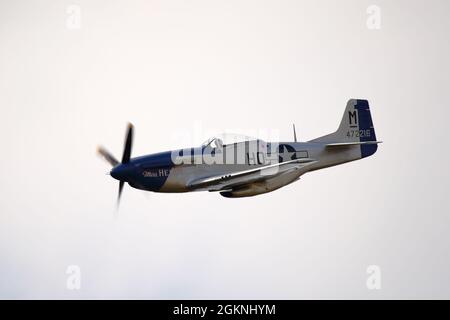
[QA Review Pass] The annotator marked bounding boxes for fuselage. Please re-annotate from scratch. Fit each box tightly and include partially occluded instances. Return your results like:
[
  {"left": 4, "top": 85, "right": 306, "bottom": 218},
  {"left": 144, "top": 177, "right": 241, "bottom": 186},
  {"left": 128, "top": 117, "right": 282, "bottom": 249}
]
[{"left": 110, "top": 141, "right": 376, "bottom": 194}]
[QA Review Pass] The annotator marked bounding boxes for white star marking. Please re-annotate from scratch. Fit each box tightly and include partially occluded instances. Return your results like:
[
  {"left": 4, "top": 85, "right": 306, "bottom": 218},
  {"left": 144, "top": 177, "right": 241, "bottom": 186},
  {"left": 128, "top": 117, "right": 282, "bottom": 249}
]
[{"left": 279, "top": 146, "right": 293, "bottom": 162}]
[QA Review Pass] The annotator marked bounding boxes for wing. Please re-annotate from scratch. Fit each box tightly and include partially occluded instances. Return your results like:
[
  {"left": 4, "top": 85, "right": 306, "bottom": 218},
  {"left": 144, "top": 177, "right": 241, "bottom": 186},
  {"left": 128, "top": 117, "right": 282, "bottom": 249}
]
[{"left": 188, "top": 158, "right": 317, "bottom": 192}]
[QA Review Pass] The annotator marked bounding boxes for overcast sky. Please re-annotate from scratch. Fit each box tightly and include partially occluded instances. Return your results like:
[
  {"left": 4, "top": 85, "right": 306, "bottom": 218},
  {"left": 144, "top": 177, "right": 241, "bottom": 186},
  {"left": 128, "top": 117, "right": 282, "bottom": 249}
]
[{"left": 1, "top": 0, "right": 449, "bottom": 299}]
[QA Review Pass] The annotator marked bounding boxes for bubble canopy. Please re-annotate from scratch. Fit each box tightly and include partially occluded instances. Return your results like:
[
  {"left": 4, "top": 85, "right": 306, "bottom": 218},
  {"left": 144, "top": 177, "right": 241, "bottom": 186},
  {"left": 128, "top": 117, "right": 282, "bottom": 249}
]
[{"left": 201, "top": 133, "right": 265, "bottom": 148}]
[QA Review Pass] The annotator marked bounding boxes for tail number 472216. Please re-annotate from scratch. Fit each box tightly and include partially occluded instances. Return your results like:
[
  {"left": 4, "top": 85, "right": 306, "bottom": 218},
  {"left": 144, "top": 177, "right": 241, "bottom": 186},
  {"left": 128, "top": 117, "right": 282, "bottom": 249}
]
[{"left": 347, "top": 129, "right": 371, "bottom": 138}]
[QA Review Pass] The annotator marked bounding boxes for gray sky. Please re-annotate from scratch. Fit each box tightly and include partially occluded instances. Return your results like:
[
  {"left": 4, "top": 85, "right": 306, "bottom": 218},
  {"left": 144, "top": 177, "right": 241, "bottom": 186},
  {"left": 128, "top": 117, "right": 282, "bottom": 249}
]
[{"left": 1, "top": 0, "right": 449, "bottom": 299}]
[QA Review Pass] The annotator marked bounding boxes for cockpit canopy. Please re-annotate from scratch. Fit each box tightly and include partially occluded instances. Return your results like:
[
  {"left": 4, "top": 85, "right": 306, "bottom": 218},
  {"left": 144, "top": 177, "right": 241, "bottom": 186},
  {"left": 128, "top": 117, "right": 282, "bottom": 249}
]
[{"left": 201, "top": 133, "right": 265, "bottom": 149}]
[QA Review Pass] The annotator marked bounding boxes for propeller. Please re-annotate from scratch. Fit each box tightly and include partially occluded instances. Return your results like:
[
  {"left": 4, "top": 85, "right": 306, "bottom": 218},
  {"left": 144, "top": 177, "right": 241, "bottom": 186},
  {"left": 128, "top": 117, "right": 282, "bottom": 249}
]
[{"left": 97, "top": 123, "right": 134, "bottom": 207}]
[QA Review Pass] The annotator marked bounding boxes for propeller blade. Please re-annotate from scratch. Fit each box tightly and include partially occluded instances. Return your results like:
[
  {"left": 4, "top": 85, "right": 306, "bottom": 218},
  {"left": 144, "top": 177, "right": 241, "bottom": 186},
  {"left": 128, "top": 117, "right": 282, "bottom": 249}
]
[
  {"left": 121, "top": 123, "right": 133, "bottom": 164},
  {"left": 97, "top": 146, "right": 119, "bottom": 167},
  {"left": 117, "top": 180, "right": 125, "bottom": 206}
]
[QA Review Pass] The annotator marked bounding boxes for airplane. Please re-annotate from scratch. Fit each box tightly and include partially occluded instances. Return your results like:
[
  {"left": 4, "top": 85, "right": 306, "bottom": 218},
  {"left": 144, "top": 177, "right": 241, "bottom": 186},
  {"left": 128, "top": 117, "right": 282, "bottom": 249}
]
[{"left": 97, "top": 99, "right": 381, "bottom": 202}]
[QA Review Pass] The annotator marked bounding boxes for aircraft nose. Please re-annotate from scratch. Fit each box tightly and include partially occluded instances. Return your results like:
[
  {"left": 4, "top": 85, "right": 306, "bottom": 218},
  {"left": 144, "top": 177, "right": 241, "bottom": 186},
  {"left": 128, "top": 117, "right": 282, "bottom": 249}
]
[{"left": 110, "top": 164, "right": 133, "bottom": 181}]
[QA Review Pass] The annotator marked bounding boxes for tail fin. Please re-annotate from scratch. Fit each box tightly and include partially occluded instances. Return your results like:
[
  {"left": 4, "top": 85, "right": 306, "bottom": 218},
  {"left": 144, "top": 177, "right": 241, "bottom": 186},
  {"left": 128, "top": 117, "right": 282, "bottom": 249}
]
[{"left": 310, "top": 99, "right": 378, "bottom": 157}]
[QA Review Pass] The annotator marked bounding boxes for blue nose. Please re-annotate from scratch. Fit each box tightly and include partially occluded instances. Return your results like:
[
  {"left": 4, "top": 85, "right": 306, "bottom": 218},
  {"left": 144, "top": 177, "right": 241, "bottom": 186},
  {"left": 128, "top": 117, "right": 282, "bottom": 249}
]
[{"left": 110, "top": 164, "right": 133, "bottom": 181}]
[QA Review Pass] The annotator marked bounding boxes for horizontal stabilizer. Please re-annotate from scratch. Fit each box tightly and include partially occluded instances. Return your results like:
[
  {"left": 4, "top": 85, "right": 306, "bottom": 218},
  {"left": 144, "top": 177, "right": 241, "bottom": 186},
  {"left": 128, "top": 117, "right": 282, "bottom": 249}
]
[{"left": 325, "top": 141, "right": 383, "bottom": 147}]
